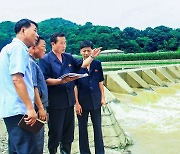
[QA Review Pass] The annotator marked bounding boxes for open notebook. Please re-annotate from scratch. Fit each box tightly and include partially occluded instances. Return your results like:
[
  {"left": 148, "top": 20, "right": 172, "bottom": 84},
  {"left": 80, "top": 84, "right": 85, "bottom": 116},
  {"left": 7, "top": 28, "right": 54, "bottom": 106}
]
[{"left": 59, "top": 73, "right": 88, "bottom": 79}]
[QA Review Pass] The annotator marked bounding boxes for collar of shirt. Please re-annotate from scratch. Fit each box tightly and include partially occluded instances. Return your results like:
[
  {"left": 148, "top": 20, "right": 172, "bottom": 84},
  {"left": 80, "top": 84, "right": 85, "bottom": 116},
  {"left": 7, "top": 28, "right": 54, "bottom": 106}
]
[
  {"left": 82, "top": 58, "right": 95, "bottom": 72},
  {"left": 12, "top": 38, "right": 28, "bottom": 52},
  {"left": 29, "top": 54, "right": 36, "bottom": 61},
  {"left": 50, "top": 51, "right": 58, "bottom": 62},
  {"left": 50, "top": 51, "right": 67, "bottom": 65}
]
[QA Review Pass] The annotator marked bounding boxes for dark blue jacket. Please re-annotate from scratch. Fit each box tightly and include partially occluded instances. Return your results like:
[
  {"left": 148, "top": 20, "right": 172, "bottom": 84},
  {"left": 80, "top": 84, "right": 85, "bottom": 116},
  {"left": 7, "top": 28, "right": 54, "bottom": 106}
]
[
  {"left": 76, "top": 60, "right": 104, "bottom": 110},
  {"left": 39, "top": 51, "right": 82, "bottom": 109}
]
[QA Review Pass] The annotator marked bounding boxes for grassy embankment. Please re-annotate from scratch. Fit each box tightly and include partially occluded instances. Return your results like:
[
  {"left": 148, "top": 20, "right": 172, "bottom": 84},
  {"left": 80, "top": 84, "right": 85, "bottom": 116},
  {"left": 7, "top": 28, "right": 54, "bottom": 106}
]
[
  {"left": 102, "top": 59, "right": 180, "bottom": 71},
  {"left": 97, "top": 51, "right": 180, "bottom": 71}
]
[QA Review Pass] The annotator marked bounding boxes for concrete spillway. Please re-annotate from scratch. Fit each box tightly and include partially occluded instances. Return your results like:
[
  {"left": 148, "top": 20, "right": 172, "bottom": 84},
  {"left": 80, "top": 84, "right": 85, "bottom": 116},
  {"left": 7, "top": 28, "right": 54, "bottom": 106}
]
[
  {"left": 104, "top": 64, "right": 180, "bottom": 95},
  {"left": 101, "top": 64, "right": 180, "bottom": 153}
]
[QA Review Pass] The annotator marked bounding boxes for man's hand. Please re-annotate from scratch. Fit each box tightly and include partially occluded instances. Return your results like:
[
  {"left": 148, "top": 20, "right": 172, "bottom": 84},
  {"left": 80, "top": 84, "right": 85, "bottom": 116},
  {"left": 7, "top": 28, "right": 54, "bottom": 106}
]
[
  {"left": 61, "top": 76, "right": 79, "bottom": 84},
  {"left": 101, "top": 97, "right": 106, "bottom": 106},
  {"left": 75, "top": 103, "right": 82, "bottom": 116},
  {"left": 101, "top": 97, "right": 106, "bottom": 113},
  {"left": 91, "top": 47, "right": 102, "bottom": 58},
  {"left": 24, "top": 108, "right": 37, "bottom": 126},
  {"left": 38, "top": 108, "right": 47, "bottom": 121}
]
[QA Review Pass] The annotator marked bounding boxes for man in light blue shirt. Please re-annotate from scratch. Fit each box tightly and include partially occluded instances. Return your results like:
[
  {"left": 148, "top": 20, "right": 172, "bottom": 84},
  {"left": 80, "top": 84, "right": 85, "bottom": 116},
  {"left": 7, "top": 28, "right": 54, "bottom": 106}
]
[{"left": 0, "top": 19, "right": 39, "bottom": 154}]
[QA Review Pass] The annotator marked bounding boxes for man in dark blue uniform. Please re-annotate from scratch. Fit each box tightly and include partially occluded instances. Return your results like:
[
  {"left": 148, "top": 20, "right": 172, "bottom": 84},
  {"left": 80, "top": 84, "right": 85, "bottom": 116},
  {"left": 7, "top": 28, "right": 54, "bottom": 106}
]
[
  {"left": 75, "top": 40, "right": 106, "bottom": 154},
  {"left": 39, "top": 33, "right": 101, "bottom": 154}
]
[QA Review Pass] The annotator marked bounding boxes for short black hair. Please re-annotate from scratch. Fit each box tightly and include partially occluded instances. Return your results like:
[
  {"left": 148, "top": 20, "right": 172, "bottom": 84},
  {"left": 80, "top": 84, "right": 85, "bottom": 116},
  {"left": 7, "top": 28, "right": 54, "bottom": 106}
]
[
  {"left": 35, "top": 36, "right": 45, "bottom": 46},
  {"left": 50, "top": 32, "right": 65, "bottom": 43},
  {"left": 80, "top": 40, "right": 94, "bottom": 49},
  {"left": 14, "top": 19, "right": 38, "bottom": 34}
]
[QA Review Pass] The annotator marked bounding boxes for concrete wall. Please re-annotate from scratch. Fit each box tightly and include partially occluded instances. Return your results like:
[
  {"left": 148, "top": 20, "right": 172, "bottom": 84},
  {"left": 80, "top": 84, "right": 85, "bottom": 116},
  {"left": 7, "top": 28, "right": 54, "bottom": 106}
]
[{"left": 104, "top": 64, "right": 180, "bottom": 95}]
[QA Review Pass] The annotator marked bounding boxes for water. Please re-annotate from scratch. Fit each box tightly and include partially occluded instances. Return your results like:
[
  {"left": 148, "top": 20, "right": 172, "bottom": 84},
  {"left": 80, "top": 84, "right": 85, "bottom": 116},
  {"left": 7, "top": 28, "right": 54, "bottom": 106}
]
[{"left": 111, "top": 84, "right": 180, "bottom": 154}]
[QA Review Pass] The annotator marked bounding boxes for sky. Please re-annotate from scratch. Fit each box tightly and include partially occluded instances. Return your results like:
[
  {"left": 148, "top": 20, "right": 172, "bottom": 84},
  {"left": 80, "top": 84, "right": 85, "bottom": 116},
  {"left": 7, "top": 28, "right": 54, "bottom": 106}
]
[{"left": 0, "top": 0, "right": 179, "bottom": 30}]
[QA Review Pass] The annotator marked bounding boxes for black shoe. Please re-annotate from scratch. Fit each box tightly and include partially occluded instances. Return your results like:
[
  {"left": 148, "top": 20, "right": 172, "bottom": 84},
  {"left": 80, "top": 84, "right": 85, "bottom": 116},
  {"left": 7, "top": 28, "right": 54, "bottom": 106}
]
[
  {"left": 49, "top": 148, "right": 57, "bottom": 154},
  {"left": 60, "top": 143, "right": 71, "bottom": 154}
]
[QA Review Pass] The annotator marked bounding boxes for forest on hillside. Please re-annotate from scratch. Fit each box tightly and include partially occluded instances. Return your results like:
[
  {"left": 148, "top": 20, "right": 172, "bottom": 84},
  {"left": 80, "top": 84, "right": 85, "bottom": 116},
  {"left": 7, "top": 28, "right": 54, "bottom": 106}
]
[{"left": 0, "top": 18, "right": 180, "bottom": 54}]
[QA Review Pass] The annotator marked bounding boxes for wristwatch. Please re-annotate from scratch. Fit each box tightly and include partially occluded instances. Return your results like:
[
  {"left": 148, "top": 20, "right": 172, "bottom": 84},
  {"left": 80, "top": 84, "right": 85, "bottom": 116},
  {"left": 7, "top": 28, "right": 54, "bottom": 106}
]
[{"left": 90, "top": 55, "right": 95, "bottom": 59}]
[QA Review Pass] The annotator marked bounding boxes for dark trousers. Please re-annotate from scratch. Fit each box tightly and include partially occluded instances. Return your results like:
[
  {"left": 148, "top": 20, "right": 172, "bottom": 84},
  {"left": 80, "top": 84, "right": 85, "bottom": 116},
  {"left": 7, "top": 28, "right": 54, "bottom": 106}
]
[
  {"left": 48, "top": 107, "right": 74, "bottom": 154},
  {"left": 35, "top": 126, "right": 44, "bottom": 154},
  {"left": 77, "top": 108, "right": 104, "bottom": 154},
  {"left": 3, "top": 115, "right": 38, "bottom": 154},
  {"left": 35, "top": 108, "right": 45, "bottom": 154}
]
